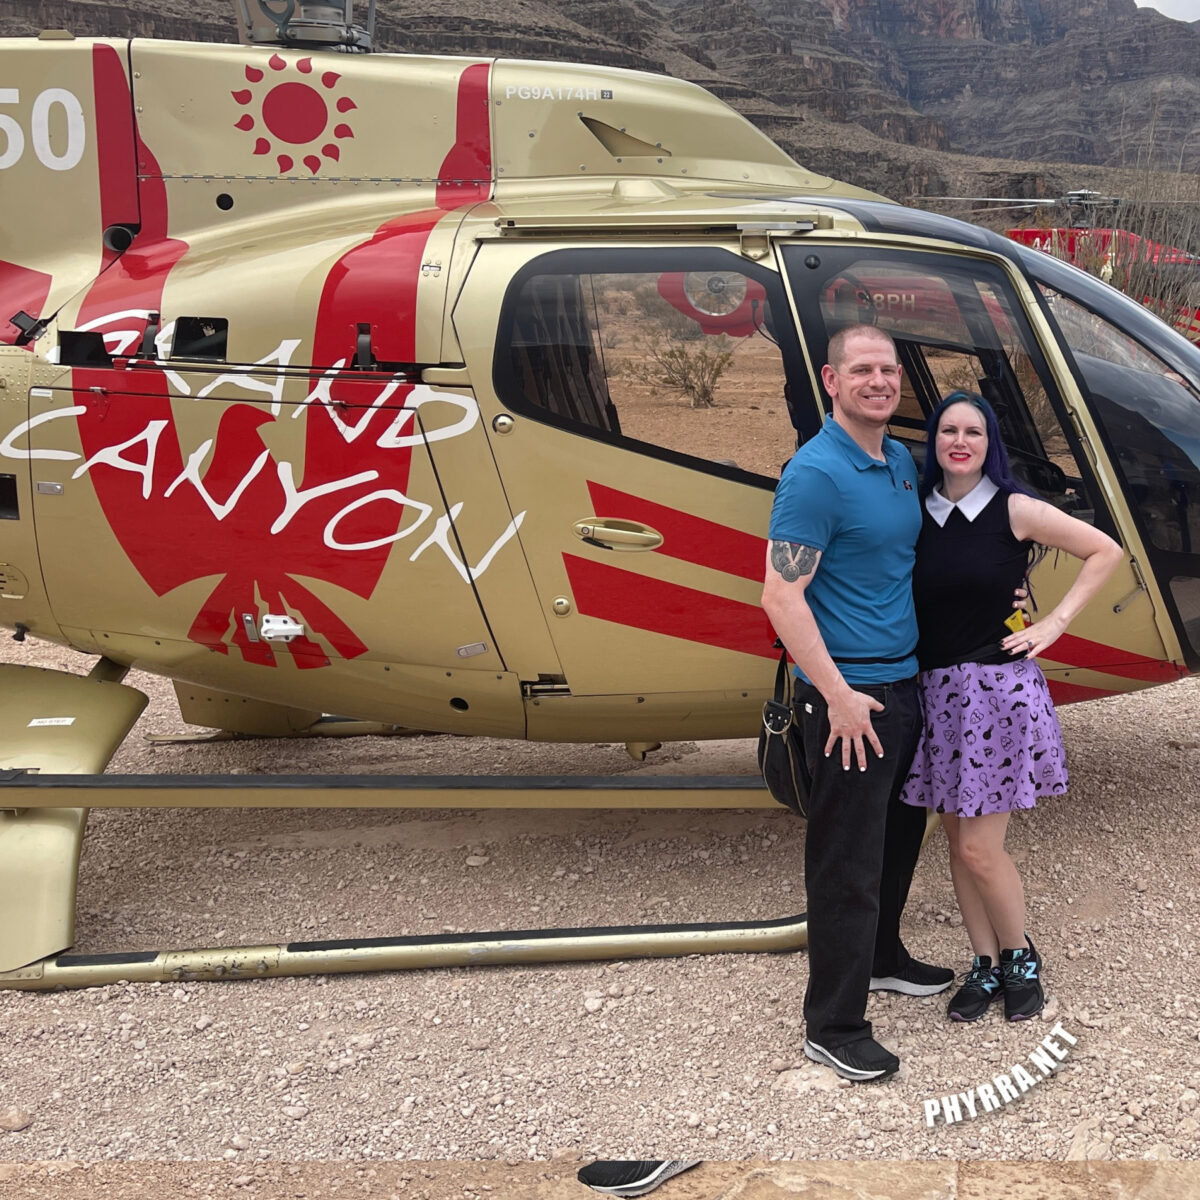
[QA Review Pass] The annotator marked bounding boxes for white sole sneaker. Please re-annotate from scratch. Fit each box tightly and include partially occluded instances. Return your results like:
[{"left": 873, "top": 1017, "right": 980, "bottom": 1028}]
[
  {"left": 578, "top": 1160, "right": 703, "bottom": 1197},
  {"left": 803, "top": 1037, "right": 899, "bottom": 1081},
  {"left": 869, "top": 974, "right": 953, "bottom": 997}
]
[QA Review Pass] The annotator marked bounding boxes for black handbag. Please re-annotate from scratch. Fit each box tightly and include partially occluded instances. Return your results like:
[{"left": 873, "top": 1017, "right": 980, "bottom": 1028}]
[{"left": 757, "top": 645, "right": 811, "bottom": 817}]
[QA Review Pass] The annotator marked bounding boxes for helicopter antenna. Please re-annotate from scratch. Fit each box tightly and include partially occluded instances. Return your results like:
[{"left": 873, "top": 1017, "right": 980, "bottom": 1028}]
[{"left": 234, "top": 0, "right": 376, "bottom": 52}]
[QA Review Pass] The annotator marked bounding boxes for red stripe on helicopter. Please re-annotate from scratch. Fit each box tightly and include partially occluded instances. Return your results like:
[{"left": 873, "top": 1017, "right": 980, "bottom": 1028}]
[
  {"left": 564, "top": 554, "right": 777, "bottom": 658},
  {"left": 74, "top": 49, "right": 193, "bottom": 607},
  {"left": 316, "top": 64, "right": 492, "bottom": 366},
  {"left": 94, "top": 44, "right": 141, "bottom": 268},
  {"left": 436, "top": 63, "right": 492, "bottom": 208},
  {"left": 585, "top": 482, "right": 765, "bottom": 581},
  {"left": 0, "top": 261, "right": 52, "bottom": 345},
  {"left": 1045, "top": 678, "right": 1117, "bottom": 705},
  {"left": 76, "top": 67, "right": 186, "bottom": 351},
  {"left": 314, "top": 211, "right": 441, "bottom": 368},
  {"left": 1046, "top": 632, "right": 1182, "bottom": 683}
]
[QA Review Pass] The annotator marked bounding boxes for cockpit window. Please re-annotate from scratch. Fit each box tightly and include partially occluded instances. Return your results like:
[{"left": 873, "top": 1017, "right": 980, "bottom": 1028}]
[
  {"left": 496, "top": 250, "right": 806, "bottom": 481},
  {"left": 1039, "top": 283, "right": 1200, "bottom": 654},
  {"left": 1041, "top": 287, "right": 1193, "bottom": 381},
  {"left": 1040, "top": 283, "right": 1200, "bottom": 550},
  {"left": 781, "top": 246, "right": 1098, "bottom": 518}
]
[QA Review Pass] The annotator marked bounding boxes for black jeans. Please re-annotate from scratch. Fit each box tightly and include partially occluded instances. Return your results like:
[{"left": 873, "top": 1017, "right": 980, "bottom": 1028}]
[{"left": 796, "top": 675, "right": 926, "bottom": 1049}]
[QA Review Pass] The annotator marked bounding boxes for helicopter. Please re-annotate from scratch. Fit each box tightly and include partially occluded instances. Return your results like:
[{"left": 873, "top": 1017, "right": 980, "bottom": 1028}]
[
  {"left": 918, "top": 190, "right": 1200, "bottom": 344},
  {"left": 1005, "top": 225, "right": 1200, "bottom": 345},
  {"left": 3, "top": 0, "right": 1200, "bottom": 988}
]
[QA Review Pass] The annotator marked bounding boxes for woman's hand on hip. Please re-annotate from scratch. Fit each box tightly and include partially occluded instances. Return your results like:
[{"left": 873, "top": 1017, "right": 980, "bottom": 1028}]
[{"left": 1003, "top": 611, "right": 1066, "bottom": 660}]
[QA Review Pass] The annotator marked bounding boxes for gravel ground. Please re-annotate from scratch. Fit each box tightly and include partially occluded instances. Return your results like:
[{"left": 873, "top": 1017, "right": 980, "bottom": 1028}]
[
  {"left": 1, "top": 634, "right": 1199, "bottom": 1185},
  {"left": 1, "top": 1159, "right": 1198, "bottom": 1199}
]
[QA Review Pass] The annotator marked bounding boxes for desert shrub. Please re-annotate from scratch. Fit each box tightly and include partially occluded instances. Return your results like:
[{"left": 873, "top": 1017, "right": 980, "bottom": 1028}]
[
  {"left": 1102, "top": 196, "right": 1200, "bottom": 340},
  {"left": 1026, "top": 174, "right": 1200, "bottom": 341},
  {"left": 636, "top": 331, "right": 736, "bottom": 408}
]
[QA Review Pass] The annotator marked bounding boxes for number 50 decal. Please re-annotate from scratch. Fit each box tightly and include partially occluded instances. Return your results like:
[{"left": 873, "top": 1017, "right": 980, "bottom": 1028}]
[{"left": 0, "top": 88, "right": 86, "bottom": 171}]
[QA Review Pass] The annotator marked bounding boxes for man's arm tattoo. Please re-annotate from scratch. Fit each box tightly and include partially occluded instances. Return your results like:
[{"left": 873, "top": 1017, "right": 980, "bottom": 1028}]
[{"left": 770, "top": 540, "right": 818, "bottom": 583}]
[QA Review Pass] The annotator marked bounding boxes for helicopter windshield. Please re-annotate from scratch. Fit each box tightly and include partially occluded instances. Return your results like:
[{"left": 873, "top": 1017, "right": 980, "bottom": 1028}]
[{"left": 1034, "top": 278, "right": 1200, "bottom": 658}]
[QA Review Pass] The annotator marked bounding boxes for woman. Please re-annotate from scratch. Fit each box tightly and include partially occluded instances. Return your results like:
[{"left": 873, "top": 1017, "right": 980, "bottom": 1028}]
[{"left": 901, "top": 391, "right": 1123, "bottom": 1023}]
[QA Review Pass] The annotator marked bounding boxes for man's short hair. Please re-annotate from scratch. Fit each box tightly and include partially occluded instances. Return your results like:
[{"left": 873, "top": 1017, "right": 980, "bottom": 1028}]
[{"left": 826, "top": 324, "right": 897, "bottom": 371}]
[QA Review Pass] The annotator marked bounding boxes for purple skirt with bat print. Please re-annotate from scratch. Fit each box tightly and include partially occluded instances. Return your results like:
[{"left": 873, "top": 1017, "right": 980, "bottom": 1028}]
[{"left": 900, "top": 658, "right": 1069, "bottom": 817}]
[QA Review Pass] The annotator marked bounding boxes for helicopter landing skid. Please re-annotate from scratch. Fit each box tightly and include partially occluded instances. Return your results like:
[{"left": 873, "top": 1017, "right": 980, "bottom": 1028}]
[
  {"left": 0, "top": 770, "right": 807, "bottom": 990},
  {"left": 0, "top": 911, "right": 809, "bottom": 991}
]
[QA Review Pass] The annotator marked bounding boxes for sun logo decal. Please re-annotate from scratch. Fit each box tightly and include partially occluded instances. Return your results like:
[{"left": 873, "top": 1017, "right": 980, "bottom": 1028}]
[{"left": 232, "top": 55, "right": 357, "bottom": 176}]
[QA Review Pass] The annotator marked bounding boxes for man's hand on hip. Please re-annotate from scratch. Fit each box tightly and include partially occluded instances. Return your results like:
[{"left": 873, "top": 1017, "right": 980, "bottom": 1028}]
[{"left": 824, "top": 690, "right": 885, "bottom": 772}]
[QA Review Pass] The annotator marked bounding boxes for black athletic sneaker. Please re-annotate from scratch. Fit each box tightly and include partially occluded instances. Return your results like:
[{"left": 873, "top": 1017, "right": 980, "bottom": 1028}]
[
  {"left": 576, "top": 1161, "right": 702, "bottom": 1197},
  {"left": 1000, "top": 937, "right": 1045, "bottom": 1021},
  {"left": 869, "top": 957, "right": 954, "bottom": 997},
  {"left": 803, "top": 1036, "right": 900, "bottom": 1081},
  {"left": 946, "top": 955, "right": 1003, "bottom": 1022}
]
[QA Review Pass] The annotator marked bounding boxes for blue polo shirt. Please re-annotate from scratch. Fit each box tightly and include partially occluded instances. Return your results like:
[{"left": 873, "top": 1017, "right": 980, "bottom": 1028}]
[{"left": 768, "top": 415, "right": 921, "bottom": 685}]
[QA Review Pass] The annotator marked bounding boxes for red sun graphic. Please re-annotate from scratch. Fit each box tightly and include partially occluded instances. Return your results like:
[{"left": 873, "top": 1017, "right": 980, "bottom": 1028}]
[{"left": 232, "top": 55, "right": 358, "bottom": 176}]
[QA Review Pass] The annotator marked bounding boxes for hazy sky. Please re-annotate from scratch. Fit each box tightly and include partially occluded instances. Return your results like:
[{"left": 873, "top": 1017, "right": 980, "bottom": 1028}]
[{"left": 1136, "top": 0, "right": 1200, "bottom": 21}]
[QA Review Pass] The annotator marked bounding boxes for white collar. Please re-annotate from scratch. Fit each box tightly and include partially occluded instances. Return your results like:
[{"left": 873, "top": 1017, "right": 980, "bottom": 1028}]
[{"left": 926, "top": 475, "right": 999, "bottom": 527}]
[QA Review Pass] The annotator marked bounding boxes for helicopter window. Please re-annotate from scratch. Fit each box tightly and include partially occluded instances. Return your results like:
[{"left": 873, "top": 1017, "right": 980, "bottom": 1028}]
[
  {"left": 777, "top": 248, "right": 1099, "bottom": 516},
  {"left": 974, "top": 279, "right": 1086, "bottom": 499},
  {"left": 497, "top": 251, "right": 804, "bottom": 481},
  {"left": 1042, "top": 281, "right": 1200, "bottom": 560},
  {"left": 170, "top": 316, "right": 229, "bottom": 363},
  {"left": 1042, "top": 284, "right": 1200, "bottom": 654},
  {"left": 781, "top": 246, "right": 1096, "bottom": 516},
  {"left": 1039, "top": 287, "right": 1193, "bottom": 382},
  {"left": 503, "top": 274, "right": 617, "bottom": 432},
  {"left": 0, "top": 474, "right": 16, "bottom": 521},
  {"left": 57, "top": 330, "right": 114, "bottom": 368},
  {"left": 1028, "top": 268, "right": 1200, "bottom": 660}
]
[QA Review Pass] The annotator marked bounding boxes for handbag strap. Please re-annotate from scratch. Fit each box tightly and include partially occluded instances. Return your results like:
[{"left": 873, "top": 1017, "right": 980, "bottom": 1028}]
[{"left": 772, "top": 642, "right": 792, "bottom": 705}]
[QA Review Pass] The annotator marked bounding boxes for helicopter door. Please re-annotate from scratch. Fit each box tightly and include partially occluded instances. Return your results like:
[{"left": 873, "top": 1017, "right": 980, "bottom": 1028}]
[
  {"left": 776, "top": 242, "right": 1181, "bottom": 702},
  {"left": 454, "top": 242, "right": 815, "bottom": 731},
  {"left": 22, "top": 351, "right": 508, "bottom": 688}
]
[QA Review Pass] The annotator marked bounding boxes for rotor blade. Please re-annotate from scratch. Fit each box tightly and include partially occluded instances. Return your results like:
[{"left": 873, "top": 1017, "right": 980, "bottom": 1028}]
[
  {"left": 916, "top": 196, "right": 1060, "bottom": 205},
  {"left": 916, "top": 201, "right": 1064, "bottom": 214}
]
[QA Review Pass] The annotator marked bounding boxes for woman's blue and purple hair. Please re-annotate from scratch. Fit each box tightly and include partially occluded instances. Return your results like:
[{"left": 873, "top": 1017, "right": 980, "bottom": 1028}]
[{"left": 919, "top": 390, "right": 1035, "bottom": 499}]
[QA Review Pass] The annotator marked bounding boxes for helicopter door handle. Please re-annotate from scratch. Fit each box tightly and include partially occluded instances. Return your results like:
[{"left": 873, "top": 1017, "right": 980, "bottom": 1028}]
[
  {"left": 573, "top": 518, "right": 663, "bottom": 551},
  {"left": 1112, "top": 557, "right": 1149, "bottom": 614},
  {"left": 260, "top": 614, "right": 305, "bottom": 642}
]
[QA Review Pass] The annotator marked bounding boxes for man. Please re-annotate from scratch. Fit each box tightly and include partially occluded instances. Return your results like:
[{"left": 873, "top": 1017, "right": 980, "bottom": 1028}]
[{"left": 761, "top": 324, "right": 952, "bottom": 1083}]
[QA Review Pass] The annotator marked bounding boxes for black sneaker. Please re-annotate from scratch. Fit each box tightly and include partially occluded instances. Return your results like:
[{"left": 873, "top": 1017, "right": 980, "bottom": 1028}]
[
  {"left": 946, "top": 955, "right": 1003, "bottom": 1022},
  {"left": 803, "top": 1036, "right": 899, "bottom": 1081},
  {"left": 1000, "top": 938, "right": 1045, "bottom": 1021},
  {"left": 869, "top": 957, "right": 954, "bottom": 997},
  {"left": 577, "top": 1161, "right": 702, "bottom": 1197}
]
